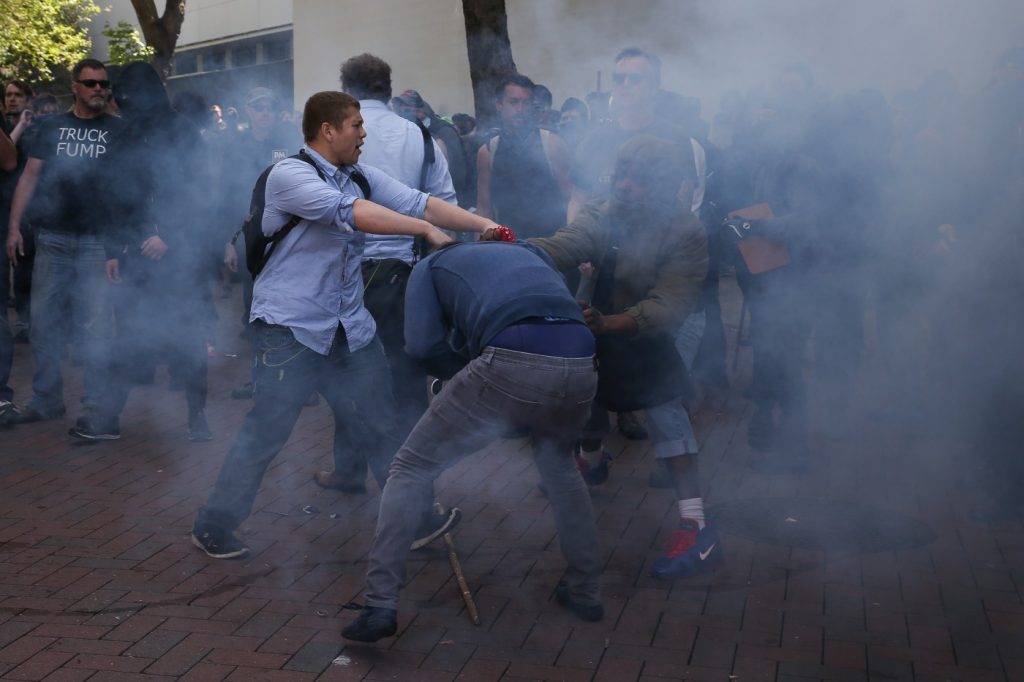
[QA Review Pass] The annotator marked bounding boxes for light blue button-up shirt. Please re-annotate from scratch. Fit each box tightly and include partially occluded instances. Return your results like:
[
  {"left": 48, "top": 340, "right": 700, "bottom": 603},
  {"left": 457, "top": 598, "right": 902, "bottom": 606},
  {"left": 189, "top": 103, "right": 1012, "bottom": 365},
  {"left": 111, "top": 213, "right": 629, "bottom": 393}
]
[
  {"left": 250, "top": 145, "right": 429, "bottom": 355},
  {"left": 358, "top": 99, "right": 457, "bottom": 264}
]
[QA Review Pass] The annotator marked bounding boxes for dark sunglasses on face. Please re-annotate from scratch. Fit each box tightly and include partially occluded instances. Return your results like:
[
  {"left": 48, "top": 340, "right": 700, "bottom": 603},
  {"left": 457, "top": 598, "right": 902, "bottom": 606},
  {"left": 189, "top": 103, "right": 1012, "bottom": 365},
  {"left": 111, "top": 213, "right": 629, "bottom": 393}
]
[
  {"left": 612, "top": 73, "right": 647, "bottom": 86},
  {"left": 77, "top": 79, "right": 110, "bottom": 89}
]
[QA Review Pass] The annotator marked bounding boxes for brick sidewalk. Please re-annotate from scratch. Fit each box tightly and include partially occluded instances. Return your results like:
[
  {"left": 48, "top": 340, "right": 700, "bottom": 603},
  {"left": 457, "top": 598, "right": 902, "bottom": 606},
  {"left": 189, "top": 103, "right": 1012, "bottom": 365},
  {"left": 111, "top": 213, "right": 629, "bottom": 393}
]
[{"left": 1, "top": 278, "right": 1022, "bottom": 681}]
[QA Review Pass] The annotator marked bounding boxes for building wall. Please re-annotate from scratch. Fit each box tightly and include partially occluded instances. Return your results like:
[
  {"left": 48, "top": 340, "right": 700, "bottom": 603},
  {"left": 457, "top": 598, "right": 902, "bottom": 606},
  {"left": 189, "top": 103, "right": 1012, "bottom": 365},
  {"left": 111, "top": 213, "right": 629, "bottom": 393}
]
[
  {"left": 293, "top": 0, "right": 474, "bottom": 116},
  {"left": 91, "top": 0, "right": 293, "bottom": 56},
  {"left": 177, "top": 0, "right": 292, "bottom": 47}
]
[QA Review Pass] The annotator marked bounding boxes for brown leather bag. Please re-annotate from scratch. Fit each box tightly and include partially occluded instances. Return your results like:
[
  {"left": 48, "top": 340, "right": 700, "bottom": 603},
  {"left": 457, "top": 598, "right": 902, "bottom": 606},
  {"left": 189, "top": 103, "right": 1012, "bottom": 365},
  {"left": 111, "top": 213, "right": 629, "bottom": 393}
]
[{"left": 724, "top": 203, "right": 791, "bottom": 275}]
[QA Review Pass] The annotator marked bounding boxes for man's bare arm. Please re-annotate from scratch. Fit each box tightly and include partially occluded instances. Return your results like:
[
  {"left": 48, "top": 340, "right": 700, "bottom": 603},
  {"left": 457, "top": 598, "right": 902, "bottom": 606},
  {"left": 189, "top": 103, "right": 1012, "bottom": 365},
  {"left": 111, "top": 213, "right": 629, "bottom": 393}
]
[
  {"left": 0, "top": 129, "right": 16, "bottom": 172},
  {"left": 352, "top": 199, "right": 452, "bottom": 248},
  {"left": 6, "top": 157, "right": 43, "bottom": 263},
  {"left": 422, "top": 196, "right": 497, "bottom": 234}
]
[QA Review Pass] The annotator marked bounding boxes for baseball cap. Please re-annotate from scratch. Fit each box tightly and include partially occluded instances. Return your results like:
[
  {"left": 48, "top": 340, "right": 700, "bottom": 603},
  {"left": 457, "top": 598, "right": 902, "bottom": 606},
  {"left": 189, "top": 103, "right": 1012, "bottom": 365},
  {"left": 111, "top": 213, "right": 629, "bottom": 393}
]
[{"left": 246, "top": 87, "right": 278, "bottom": 107}]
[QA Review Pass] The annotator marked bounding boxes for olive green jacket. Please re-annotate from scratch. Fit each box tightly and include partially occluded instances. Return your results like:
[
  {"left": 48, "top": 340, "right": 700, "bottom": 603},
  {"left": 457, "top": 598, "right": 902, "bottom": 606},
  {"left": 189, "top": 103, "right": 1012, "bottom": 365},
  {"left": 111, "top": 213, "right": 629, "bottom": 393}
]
[{"left": 530, "top": 201, "right": 708, "bottom": 338}]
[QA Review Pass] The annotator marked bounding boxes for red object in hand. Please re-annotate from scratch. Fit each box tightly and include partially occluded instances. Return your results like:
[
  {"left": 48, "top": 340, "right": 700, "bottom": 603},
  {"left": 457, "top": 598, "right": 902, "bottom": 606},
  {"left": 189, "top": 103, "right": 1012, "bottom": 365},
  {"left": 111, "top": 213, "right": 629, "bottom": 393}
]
[{"left": 494, "top": 225, "right": 516, "bottom": 242}]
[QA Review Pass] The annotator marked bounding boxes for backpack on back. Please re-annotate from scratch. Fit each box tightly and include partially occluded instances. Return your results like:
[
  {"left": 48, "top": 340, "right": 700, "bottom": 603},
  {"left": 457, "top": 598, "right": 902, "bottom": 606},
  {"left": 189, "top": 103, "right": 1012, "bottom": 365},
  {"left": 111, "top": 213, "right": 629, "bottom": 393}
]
[{"left": 242, "top": 149, "right": 371, "bottom": 277}]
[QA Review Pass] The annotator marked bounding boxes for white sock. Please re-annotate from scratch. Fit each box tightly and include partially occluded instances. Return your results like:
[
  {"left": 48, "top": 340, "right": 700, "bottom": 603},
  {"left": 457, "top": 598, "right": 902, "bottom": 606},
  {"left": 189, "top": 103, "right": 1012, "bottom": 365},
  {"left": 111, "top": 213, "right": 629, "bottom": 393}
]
[
  {"left": 580, "top": 444, "right": 604, "bottom": 467},
  {"left": 678, "top": 498, "right": 705, "bottom": 529}
]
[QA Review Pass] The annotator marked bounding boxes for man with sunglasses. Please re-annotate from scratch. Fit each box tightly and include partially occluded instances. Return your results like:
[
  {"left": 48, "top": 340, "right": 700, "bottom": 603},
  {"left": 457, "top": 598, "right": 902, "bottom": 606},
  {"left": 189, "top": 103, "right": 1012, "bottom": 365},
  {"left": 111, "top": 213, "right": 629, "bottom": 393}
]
[
  {"left": 5, "top": 59, "right": 124, "bottom": 426},
  {"left": 569, "top": 47, "right": 707, "bottom": 447}
]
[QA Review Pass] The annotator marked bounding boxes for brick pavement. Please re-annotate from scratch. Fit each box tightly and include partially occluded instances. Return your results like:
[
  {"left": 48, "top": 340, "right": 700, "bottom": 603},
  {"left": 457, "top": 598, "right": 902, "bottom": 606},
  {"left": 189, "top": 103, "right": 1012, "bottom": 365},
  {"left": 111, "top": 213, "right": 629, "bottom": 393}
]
[{"left": 1, "top": 277, "right": 1022, "bottom": 681}]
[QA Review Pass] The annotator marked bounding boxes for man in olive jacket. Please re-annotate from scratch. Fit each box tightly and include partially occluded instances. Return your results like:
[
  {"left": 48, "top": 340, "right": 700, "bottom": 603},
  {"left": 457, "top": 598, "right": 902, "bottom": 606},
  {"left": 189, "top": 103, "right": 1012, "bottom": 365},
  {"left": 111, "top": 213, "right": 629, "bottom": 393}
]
[{"left": 530, "top": 134, "right": 718, "bottom": 579}]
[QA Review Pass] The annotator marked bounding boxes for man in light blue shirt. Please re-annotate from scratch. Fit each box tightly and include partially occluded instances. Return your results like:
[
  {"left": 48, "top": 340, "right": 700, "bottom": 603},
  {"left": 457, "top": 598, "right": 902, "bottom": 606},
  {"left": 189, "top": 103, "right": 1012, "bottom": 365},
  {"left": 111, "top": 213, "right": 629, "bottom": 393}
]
[
  {"left": 191, "top": 91, "right": 500, "bottom": 559},
  {"left": 336, "top": 53, "right": 457, "bottom": 471}
]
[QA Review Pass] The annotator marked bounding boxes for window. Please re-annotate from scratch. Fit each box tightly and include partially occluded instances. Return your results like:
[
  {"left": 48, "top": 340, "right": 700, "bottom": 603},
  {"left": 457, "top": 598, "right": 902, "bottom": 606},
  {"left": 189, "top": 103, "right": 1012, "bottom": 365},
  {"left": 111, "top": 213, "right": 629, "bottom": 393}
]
[
  {"left": 204, "top": 50, "right": 226, "bottom": 72},
  {"left": 264, "top": 37, "right": 291, "bottom": 63},
  {"left": 174, "top": 52, "right": 198, "bottom": 75},
  {"left": 233, "top": 45, "right": 257, "bottom": 68}
]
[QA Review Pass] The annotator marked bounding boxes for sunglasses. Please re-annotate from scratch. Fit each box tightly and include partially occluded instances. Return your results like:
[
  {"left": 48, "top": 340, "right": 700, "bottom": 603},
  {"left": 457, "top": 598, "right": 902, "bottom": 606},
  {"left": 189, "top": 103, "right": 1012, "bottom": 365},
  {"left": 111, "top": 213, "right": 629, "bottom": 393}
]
[
  {"left": 612, "top": 73, "right": 647, "bottom": 86},
  {"left": 76, "top": 79, "right": 111, "bottom": 89}
]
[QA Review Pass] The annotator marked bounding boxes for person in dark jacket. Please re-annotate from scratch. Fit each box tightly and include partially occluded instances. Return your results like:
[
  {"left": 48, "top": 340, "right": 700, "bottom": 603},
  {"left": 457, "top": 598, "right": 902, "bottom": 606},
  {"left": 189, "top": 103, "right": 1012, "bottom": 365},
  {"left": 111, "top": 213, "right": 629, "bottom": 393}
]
[
  {"left": 344, "top": 240, "right": 603, "bottom": 642},
  {"left": 69, "top": 61, "right": 215, "bottom": 441}
]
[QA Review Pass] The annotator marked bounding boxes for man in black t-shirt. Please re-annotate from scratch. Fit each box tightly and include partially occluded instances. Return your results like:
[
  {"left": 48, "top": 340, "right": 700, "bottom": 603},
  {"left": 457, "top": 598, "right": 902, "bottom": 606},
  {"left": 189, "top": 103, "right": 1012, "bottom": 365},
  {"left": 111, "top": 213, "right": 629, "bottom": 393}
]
[
  {"left": 476, "top": 74, "right": 571, "bottom": 240},
  {"left": 5, "top": 58, "right": 124, "bottom": 425}
]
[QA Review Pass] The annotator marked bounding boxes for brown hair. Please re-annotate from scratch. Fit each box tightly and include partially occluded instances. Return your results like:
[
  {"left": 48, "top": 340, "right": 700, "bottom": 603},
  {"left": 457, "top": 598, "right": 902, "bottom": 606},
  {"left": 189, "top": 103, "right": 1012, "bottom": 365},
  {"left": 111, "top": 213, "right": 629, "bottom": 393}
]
[
  {"left": 301, "top": 91, "right": 359, "bottom": 142},
  {"left": 340, "top": 53, "right": 392, "bottom": 102}
]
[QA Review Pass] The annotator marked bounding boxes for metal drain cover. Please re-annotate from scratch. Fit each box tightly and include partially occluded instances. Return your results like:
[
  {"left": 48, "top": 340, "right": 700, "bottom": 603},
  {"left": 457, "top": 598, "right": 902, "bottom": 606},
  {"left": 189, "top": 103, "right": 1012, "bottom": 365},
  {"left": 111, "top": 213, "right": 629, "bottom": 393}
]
[{"left": 710, "top": 498, "right": 935, "bottom": 551}]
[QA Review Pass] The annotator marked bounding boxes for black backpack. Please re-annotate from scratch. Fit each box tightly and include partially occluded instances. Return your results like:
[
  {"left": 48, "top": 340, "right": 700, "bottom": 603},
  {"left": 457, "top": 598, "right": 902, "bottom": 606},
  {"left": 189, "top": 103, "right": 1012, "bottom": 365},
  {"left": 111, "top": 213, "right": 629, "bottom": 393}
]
[{"left": 242, "top": 149, "right": 371, "bottom": 277}]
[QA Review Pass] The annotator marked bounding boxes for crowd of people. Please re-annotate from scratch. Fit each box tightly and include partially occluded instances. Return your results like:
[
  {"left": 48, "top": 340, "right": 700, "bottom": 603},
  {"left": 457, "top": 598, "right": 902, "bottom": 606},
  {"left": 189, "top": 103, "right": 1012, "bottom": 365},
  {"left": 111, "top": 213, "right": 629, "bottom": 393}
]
[{"left": 1, "top": 43, "right": 1022, "bottom": 643}]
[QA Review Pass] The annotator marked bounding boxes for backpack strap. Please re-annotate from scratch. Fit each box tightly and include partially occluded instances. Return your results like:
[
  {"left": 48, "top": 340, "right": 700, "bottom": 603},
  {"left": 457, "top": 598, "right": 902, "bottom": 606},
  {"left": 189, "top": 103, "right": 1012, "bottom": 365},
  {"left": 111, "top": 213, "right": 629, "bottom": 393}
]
[
  {"left": 411, "top": 121, "right": 435, "bottom": 261},
  {"left": 263, "top": 151, "right": 329, "bottom": 252},
  {"left": 415, "top": 120, "right": 435, "bottom": 192}
]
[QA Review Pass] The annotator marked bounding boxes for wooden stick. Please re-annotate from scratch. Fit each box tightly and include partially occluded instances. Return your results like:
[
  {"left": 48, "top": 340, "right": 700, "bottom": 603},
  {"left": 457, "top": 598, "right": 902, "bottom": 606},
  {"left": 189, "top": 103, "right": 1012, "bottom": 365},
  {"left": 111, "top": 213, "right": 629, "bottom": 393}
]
[
  {"left": 434, "top": 503, "right": 480, "bottom": 626},
  {"left": 444, "top": 531, "right": 480, "bottom": 625}
]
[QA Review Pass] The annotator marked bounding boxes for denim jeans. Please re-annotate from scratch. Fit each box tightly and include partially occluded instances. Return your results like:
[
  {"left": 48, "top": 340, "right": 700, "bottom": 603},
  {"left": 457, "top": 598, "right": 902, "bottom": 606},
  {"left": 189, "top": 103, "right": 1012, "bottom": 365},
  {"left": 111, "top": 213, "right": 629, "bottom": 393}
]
[
  {"left": 0, "top": 241, "right": 13, "bottom": 402},
  {"left": 28, "top": 230, "right": 112, "bottom": 413},
  {"left": 196, "top": 324, "right": 402, "bottom": 532},
  {"left": 364, "top": 347, "right": 602, "bottom": 611}
]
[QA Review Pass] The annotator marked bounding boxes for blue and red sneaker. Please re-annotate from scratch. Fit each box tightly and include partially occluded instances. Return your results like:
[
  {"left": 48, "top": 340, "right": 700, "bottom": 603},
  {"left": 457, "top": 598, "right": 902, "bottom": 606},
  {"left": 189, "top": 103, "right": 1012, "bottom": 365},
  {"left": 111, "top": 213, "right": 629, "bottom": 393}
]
[{"left": 650, "top": 520, "right": 723, "bottom": 579}]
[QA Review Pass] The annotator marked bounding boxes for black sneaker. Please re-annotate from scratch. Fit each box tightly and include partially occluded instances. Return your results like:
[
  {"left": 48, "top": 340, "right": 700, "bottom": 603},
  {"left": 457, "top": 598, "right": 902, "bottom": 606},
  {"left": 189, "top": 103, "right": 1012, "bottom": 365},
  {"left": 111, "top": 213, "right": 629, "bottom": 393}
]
[
  {"left": 231, "top": 382, "right": 254, "bottom": 400},
  {"left": 9, "top": 405, "right": 65, "bottom": 425},
  {"left": 555, "top": 581, "right": 604, "bottom": 622},
  {"left": 0, "top": 401, "right": 22, "bottom": 426},
  {"left": 342, "top": 605, "right": 397, "bottom": 642},
  {"left": 188, "top": 411, "right": 212, "bottom": 442},
  {"left": 191, "top": 524, "right": 250, "bottom": 559},
  {"left": 410, "top": 507, "right": 462, "bottom": 550},
  {"left": 68, "top": 416, "right": 120, "bottom": 441}
]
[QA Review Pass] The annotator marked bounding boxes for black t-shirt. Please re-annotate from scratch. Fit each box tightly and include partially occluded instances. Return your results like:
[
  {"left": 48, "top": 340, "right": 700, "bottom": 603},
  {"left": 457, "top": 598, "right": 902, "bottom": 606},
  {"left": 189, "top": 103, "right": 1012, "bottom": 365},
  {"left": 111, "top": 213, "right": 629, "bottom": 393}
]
[
  {"left": 490, "top": 128, "right": 567, "bottom": 239},
  {"left": 572, "top": 119, "right": 696, "bottom": 200},
  {"left": 26, "top": 111, "right": 125, "bottom": 234}
]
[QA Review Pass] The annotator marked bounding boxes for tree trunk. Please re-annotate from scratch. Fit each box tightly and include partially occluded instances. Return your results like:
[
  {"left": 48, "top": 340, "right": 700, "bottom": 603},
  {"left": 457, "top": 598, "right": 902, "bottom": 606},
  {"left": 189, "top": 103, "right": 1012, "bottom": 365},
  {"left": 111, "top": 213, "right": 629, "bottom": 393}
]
[
  {"left": 461, "top": 0, "right": 516, "bottom": 127},
  {"left": 130, "top": 0, "right": 186, "bottom": 80}
]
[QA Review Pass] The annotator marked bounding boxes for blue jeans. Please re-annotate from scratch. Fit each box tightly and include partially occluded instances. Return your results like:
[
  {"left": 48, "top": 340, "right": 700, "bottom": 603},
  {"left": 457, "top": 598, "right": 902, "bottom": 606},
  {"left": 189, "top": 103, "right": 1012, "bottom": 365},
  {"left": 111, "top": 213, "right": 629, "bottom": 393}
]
[
  {"left": 0, "top": 241, "right": 13, "bottom": 402},
  {"left": 196, "top": 324, "right": 402, "bottom": 532},
  {"left": 365, "top": 347, "right": 602, "bottom": 611},
  {"left": 28, "top": 230, "right": 112, "bottom": 413}
]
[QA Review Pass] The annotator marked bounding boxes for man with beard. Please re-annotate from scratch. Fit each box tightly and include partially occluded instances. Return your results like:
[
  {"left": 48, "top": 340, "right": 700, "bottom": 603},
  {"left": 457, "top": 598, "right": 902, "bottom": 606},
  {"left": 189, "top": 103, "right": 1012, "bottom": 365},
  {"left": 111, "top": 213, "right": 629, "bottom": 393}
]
[
  {"left": 530, "top": 135, "right": 718, "bottom": 580},
  {"left": 68, "top": 61, "right": 215, "bottom": 441},
  {"left": 6, "top": 59, "right": 123, "bottom": 426}
]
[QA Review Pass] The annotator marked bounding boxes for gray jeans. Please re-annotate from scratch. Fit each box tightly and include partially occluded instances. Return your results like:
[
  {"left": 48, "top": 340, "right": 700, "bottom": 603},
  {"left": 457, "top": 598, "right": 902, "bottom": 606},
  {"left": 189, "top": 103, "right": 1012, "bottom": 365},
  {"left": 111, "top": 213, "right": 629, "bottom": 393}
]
[{"left": 364, "top": 347, "right": 602, "bottom": 610}]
